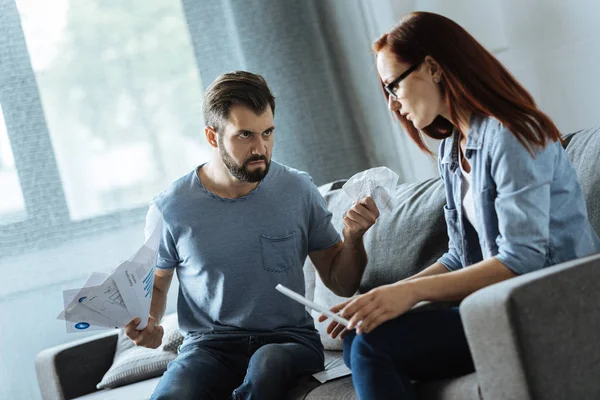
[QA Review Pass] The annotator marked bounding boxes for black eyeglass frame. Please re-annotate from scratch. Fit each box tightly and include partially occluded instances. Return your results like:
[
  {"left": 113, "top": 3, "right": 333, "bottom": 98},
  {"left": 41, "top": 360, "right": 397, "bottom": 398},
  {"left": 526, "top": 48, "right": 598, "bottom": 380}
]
[{"left": 383, "top": 61, "right": 423, "bottom": 98}]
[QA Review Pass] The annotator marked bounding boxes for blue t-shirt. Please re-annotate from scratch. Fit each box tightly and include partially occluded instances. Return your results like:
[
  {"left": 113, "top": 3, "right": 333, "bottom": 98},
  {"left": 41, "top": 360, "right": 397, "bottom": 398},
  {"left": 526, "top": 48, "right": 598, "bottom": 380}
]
[{"left": 151, "top": 161, "right": 340, "bottom": 346}]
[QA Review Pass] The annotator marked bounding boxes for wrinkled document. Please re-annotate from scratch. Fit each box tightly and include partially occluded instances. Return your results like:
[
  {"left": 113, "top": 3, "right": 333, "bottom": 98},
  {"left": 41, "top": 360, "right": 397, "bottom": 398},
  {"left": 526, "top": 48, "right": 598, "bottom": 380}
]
[
  {"left": 312, "top": 352, "right": 352, "bottom": 383},
  {"left": 342, "top": 166, "right": 400, "bottom": 214},
  {"left": 57, "top": 205, "right": 163, "bottom": 333}
]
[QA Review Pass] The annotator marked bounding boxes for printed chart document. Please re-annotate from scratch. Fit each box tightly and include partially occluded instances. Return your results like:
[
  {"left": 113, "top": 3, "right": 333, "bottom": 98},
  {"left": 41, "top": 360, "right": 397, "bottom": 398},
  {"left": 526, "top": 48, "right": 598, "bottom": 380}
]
[{"left": 57, "top": 205, "right": 163, "bottom": 333}]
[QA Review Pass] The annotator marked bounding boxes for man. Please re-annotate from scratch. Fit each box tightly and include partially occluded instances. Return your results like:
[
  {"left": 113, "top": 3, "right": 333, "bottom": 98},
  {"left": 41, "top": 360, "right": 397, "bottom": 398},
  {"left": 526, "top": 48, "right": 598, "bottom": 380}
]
[{"left": 126, "top": 71, "right": 379, "bottom": 399}]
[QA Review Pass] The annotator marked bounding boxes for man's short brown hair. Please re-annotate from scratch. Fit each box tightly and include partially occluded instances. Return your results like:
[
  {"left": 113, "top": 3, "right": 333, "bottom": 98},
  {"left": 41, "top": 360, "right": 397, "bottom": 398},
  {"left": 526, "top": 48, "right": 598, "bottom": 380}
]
[{"left": 203, "top": 71, "right": 276, "bottom": 132}]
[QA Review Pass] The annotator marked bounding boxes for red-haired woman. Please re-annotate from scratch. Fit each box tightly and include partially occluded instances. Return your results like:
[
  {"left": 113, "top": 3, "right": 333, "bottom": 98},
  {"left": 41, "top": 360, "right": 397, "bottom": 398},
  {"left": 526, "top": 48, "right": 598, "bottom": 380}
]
[{"left": 319, "top": 12, "right": 600, "bottom": 399}]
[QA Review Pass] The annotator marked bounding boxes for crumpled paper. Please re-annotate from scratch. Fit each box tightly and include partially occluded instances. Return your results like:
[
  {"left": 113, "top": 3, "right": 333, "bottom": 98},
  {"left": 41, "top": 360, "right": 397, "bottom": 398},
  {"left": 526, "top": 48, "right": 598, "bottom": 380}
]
[{"left": 342, "top": 167, "right": 399, "bottom": 214}]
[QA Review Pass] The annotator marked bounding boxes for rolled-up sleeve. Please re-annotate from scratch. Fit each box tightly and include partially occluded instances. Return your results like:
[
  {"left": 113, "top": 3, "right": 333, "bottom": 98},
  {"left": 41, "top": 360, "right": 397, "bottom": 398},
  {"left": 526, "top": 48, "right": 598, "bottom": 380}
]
[
  {"left": 490, "top": 127, "right": 556, "bottom": 275},
  {"left": 438, "top": 232, "right": 462, "bottom": 272}
]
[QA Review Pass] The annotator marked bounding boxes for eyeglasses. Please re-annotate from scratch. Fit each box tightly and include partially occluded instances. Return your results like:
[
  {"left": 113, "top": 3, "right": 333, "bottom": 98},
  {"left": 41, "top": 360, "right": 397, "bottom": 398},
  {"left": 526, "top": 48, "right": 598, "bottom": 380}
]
[{"left": 384, "top": 61, "right": 422, "bottom": 99}]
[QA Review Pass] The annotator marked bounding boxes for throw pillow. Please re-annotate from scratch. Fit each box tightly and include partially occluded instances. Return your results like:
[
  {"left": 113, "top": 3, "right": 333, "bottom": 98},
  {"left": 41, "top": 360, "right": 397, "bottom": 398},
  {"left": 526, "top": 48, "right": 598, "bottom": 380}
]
[{"left": 96, "top": 312, "right": 183, "bottom": 389}]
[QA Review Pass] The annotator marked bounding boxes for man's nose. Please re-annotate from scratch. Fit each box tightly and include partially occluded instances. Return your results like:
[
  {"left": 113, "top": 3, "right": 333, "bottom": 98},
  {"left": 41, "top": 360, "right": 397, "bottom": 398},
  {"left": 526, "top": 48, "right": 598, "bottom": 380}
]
[{"left": 251, "top": 137, "right": 268, "bottom": 154}]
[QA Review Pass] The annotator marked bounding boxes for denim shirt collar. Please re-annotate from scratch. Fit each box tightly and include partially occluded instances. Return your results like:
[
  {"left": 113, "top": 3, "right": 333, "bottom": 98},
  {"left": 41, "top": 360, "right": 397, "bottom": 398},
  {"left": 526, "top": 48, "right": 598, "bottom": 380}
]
[{"left": 440, "top": 114, "right": 487, "bottom": 173}]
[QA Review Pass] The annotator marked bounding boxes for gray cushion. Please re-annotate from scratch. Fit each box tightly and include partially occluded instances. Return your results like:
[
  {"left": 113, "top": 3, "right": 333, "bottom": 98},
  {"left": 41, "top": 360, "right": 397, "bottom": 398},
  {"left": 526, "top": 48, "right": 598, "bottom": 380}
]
[
  {"left": 304, "top": 377, "right": 357, "bottom": 400},
  {"left": 301, "top": 373, "right": 481, "bottom": 400},
  {"left": 96, "top": 313, "right": 183, "bottom": 389},
  {"left": 306, "top": 177, "right": 448, "bottom": 350},
  {"left": 298, "top": 352, "right": 479, "bottom": 400},
  {"left": 161, "top": 315, "right": 185, "bottom": 353},
  {"left": 79, "top": 360, "right": 480, "bottom": 400},
  {"left": 415, "top": 373, "right": 481, "bottom": 400},
  {"left": 324, "top": 177, "right": 448, "bottom": 289},
  {"left": 76, "top": 377, "right": 160, "bottom": 399},
  {"left": 565, "top": 127, "right": 600, "bottom": 235}
]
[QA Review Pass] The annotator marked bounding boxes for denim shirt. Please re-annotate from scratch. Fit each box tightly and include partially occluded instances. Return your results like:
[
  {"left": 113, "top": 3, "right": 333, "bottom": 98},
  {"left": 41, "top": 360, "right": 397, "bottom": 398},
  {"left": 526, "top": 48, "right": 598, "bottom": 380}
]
[{"left": 437, "top": 115, "right": 600, "bottom": 274}]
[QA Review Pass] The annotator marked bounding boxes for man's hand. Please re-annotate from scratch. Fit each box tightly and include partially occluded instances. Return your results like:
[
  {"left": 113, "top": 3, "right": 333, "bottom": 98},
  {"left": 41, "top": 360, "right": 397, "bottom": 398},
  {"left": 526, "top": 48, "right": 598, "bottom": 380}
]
[
  {"left": 125, "top": 316, "right": 164, "bottom": 349},
  {"left": 342, "top": 196, "right": 379, "bottom": 243}
]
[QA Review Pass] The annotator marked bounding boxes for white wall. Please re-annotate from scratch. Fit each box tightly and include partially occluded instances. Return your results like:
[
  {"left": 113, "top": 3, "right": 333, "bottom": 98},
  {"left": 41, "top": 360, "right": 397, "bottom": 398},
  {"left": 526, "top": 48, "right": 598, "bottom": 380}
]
[
  {"left": 403, "top": 0, "right": 600, "bottom": 134},
  {"left": 495, "top": 0, "right": 600, "bottom": 133}
]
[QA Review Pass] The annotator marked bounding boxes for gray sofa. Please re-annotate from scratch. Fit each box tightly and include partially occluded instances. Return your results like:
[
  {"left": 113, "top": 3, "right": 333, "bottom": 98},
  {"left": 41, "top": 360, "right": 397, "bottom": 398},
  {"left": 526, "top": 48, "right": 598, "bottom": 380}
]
[{"left": 36, "top": 127, "right": 600, "bottom": 400}]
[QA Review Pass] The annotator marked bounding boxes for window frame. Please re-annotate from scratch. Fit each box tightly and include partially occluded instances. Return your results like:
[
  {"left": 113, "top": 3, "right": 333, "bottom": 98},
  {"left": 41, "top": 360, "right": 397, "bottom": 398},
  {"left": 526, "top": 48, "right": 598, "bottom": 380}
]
[{"left": 0, "top": 0, "right": 148, "bottom": 258}]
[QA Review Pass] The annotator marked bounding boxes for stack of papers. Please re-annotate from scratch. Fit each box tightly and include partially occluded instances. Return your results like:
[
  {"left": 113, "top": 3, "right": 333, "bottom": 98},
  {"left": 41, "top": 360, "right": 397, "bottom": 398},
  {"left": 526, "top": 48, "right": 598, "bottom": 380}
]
[{"left": 57, "top": 206, "right": 163, "bottom": 333}]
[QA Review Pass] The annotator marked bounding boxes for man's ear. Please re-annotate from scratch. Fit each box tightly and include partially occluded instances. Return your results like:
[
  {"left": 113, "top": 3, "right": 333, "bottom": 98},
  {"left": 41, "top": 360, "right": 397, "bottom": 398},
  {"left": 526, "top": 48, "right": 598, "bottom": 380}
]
[
  {"left": 424, "top": 55, "right": 443, "bottom": 83},
  {"left": 205, "top": 126, "right": 219, "bottom": 148}
]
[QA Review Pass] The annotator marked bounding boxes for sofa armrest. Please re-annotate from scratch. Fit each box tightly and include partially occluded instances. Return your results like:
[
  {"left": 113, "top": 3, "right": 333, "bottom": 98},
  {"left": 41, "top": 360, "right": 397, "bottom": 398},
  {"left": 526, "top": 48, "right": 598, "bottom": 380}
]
[
  {"left": 35, "top": 330, "right": 119, "bottom": 400},
  {"left": 460, "top": 253, "right": 600, "bottom": 400}
]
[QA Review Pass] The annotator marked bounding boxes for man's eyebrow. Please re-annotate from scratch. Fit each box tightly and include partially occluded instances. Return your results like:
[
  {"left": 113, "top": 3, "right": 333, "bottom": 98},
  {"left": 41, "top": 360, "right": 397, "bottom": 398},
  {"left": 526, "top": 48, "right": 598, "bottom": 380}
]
[{"left": 234, "top": 126, "right": 275, "bottom": 135}]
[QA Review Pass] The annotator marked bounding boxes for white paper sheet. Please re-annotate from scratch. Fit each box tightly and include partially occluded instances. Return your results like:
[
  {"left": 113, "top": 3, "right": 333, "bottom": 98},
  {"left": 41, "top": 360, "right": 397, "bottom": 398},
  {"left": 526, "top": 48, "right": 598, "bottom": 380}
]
[
  {"left": 60, "top": 288, "right": 116, "bottom": 333},
  {"left": 312, "top": 354, "right": 352, "bottom": 383},
  {"left": 112, "top": 205, "right": 163, "bottom": 329},
  {"left": 57, "top": 273, "right": 121, "bottom": 332},
  {"left": 79, "top": 275, "right": 132, "bottom": 326},
  {"left": 56, "top": 204, "right": 164, "bottom": 333},
  {"left": 112, "top": 260, "right": 155, "bottom": 330}
]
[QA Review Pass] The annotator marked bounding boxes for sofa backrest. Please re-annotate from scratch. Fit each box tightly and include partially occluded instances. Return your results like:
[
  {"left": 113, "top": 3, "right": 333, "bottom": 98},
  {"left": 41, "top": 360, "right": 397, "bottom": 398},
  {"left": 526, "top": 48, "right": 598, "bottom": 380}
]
[
  {"left": 302, "top": 177, "right": 449, "bottom": 350},
  {"left": 312, "top": 177, "right": 449, "bottom": 292},
  {"left": 564, "top": 127, "right": 600, "bottom": 236}
]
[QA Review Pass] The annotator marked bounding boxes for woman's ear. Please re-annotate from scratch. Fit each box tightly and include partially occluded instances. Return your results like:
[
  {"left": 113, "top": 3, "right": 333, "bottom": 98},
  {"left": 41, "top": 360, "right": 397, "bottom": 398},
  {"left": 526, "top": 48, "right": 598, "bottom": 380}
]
[{"left": 424, "top": 55, "right": 443, "bottom": 83}]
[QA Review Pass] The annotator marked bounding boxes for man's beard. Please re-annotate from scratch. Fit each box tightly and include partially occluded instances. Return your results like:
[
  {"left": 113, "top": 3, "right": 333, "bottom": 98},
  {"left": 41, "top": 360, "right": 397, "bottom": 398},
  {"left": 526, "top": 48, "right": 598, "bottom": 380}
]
[{"left": 219, "top": 139, "right": 270, "bottom": 183}]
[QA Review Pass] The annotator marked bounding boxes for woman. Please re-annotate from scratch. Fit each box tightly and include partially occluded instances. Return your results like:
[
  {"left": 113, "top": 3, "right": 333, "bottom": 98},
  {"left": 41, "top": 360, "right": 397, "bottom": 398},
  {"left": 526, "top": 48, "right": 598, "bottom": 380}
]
[{"left": 319, "top": 12, "right": 600, "bottom": 400}]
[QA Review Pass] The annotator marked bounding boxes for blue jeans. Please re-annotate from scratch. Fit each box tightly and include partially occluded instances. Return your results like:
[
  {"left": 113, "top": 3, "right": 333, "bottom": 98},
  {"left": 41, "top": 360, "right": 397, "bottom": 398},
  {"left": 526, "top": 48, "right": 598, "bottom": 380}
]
[
  {"left": 151, "top": 332, "right": 324, "bottom": 400},
  {"left": 343, "top": 307, "right": 475, "bottom": 400}
]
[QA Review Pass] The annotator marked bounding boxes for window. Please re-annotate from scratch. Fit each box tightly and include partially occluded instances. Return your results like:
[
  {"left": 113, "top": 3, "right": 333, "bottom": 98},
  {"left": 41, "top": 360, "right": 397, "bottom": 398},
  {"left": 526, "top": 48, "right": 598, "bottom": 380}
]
[
  {"left": 0, "top": 0, "right": 209, "bottom": 257},
  {"left": 16, "top": 0, "right": 209, "bottom": 220},
  {"left": 0, "top": 105, "right": 27, "bottom": 225}
]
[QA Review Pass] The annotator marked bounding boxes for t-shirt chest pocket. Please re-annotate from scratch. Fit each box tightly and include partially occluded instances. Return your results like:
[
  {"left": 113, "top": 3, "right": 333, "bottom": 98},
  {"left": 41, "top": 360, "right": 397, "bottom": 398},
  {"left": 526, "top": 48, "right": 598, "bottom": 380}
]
[{"left": 260, "top": 231, "right": 299, "bottom": 273}]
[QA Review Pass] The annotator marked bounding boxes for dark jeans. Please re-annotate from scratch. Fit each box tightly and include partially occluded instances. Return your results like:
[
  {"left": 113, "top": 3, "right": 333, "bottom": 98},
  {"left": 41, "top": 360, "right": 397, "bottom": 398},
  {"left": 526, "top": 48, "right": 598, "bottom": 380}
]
[
  {"left": 343, "top": 307, "right": 475, "bottom": 400},
  {"left": 151, "top": 332, "right": 324, "bottom": 400}
]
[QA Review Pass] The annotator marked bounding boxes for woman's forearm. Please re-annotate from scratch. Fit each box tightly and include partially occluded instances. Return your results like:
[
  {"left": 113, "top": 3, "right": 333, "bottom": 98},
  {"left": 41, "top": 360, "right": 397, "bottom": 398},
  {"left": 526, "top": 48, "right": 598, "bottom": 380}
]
[
  {"left": 405, "top": 257, "right": 517, "bottom": 303},
  {"left": 403, "top": 262, "right": 450, "bottom": 282}
]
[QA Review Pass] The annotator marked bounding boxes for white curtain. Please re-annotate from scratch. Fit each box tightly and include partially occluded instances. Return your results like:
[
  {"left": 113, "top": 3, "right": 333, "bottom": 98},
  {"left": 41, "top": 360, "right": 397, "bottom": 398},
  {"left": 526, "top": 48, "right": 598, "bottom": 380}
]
[{"left": 313, "top": 0, "right": 439, "bottom": 182}]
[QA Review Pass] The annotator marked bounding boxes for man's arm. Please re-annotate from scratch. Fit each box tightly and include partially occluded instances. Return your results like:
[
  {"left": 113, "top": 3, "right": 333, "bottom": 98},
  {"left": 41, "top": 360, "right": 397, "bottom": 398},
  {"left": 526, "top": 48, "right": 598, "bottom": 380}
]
[
  {"left": 309, "top": 239, "right": 367, "bottom": 297},
  {"left": 149, "top": 268, "right": 174, "bottom": 323},
  {"left": 309, "top": 196, "right": 379, "bottom": 297}
]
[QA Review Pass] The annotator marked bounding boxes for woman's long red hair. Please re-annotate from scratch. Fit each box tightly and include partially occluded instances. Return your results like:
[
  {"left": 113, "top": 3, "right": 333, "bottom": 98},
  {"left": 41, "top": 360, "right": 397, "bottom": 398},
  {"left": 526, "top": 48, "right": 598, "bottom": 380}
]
[{"left": 374, "top": 12, "right": 561, "bottom": 154}]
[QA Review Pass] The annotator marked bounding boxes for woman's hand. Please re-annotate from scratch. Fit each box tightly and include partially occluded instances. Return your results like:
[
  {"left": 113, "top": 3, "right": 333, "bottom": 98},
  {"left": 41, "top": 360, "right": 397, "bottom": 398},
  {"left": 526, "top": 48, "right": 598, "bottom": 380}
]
[
  {"left": 318, "top": 298, "right": 353, "bottom": 339},
  {"left": 321, "top": 282, "right": 419, "bottom": 336}
]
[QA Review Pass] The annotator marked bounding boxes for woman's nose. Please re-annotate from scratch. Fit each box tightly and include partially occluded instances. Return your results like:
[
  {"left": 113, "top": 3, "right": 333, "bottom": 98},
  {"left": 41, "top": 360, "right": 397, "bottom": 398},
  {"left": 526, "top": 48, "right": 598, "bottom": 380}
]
[{"left": 388, "top": 96, "right": 400, "bottom": 112}]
